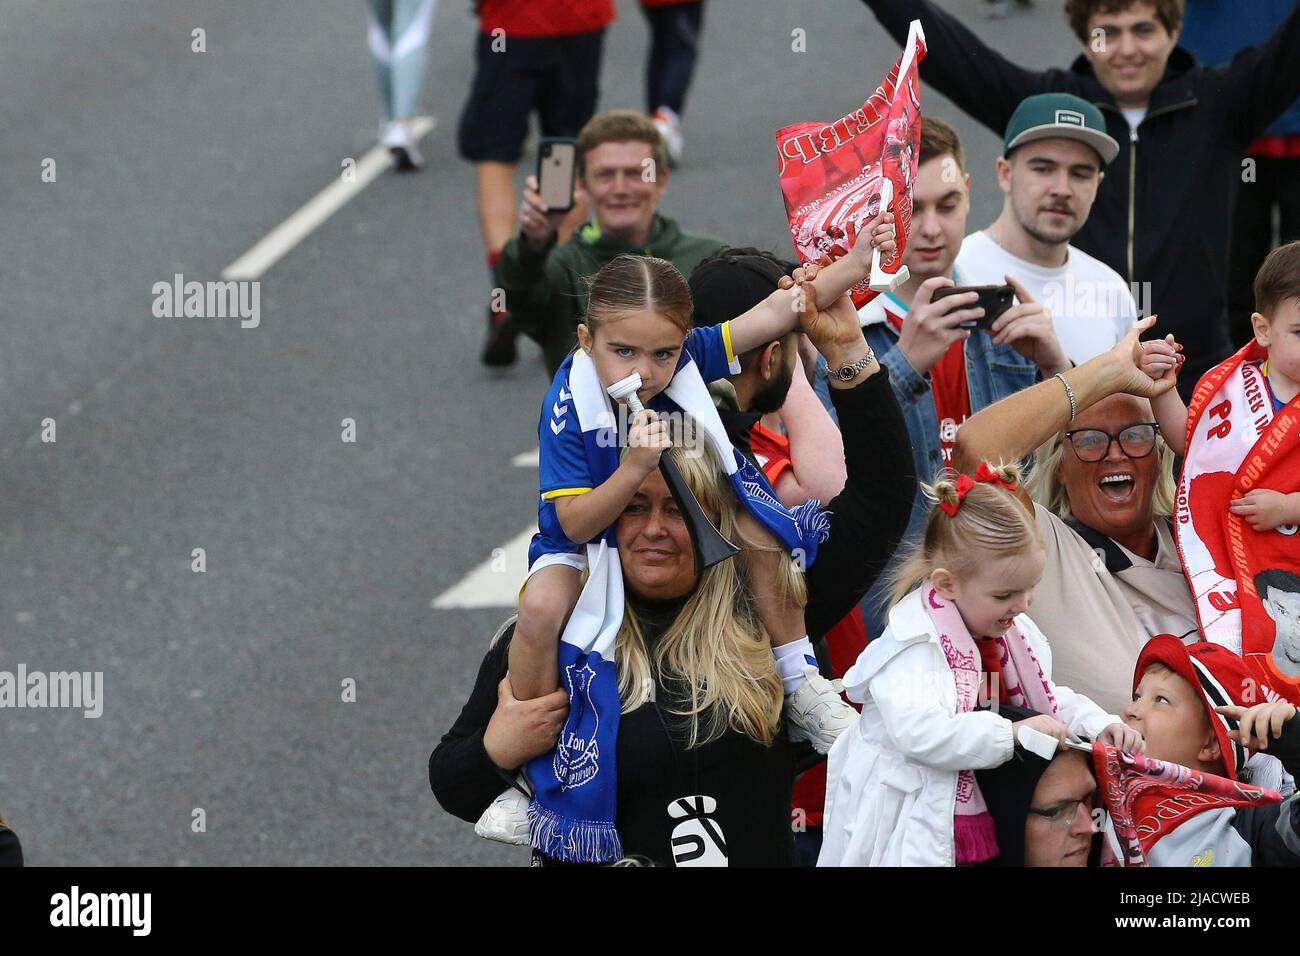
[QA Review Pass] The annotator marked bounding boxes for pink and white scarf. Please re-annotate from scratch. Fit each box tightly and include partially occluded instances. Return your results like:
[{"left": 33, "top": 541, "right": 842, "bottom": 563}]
[{"left": 922, "top": 580, "right": 1059, "bottom": 864}]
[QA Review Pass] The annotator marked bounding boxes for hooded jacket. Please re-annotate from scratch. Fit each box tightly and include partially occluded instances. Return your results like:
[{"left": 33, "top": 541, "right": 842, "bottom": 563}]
[
  {"left": 860, "top": 0, "right": 1300, "bottom": 388},
  {"left": 497, "top": 214, "right": 725, "bottom": 375}
]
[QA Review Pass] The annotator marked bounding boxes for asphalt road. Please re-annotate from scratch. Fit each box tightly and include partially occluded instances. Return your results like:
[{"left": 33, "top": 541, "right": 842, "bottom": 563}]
[{"left": 1, "top": 0, "right": 1080, "bottom": 865}]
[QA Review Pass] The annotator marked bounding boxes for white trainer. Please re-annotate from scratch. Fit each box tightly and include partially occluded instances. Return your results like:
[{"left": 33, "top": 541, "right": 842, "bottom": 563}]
[
  {"left": 785, "top": 667, "right": 856, "bottom": 754},
  {"left": 651, "top": 106, "right": 684, "bottom": 167},
  {"left": 380, "top": 120, "right": 424, "bottom": 171},
  {"left": 474, "top": 784, "right": 531, "bottom": 845}
]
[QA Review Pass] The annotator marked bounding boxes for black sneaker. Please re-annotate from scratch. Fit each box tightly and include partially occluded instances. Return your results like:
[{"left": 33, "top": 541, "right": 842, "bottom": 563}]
[{"left": 481, "top": 306, "right": 518, "bottom": 367}]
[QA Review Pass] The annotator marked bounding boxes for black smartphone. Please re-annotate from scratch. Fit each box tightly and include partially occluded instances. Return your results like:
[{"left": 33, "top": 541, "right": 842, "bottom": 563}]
[
  {"left": 537, "top": 137, "right": 577, "bottom": 213},
  {"left": 932, "top": 284, "right": 1015, "bottom": 330}
]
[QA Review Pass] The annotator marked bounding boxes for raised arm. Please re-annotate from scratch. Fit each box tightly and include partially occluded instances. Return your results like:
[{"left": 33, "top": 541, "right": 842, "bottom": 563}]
[
  {"left": 953, "top": 316, "right": 1172, "bottom": 505},
  {"left": 778, "top": 274, "right": 916, "bottom": 636},
  {"left": 1220, "top": 1, "right": 1300, "bottom": 144},
  {"left": 860, "top": 0, "right": 1060, "bottom": 134},
  {"left": 728, "top": 212, "right": 896, "bottom": 355},
  {"left": 772, "top": 352, "right": 849, "bottom": 505}
]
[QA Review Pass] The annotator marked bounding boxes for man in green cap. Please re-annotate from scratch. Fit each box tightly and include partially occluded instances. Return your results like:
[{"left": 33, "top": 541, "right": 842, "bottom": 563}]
[
  {"left": 857, "top": 0, "right": 1300, "bottom": 397},
  {"left": 958, "top": 93, "right": 1140, "bottom": 365}
]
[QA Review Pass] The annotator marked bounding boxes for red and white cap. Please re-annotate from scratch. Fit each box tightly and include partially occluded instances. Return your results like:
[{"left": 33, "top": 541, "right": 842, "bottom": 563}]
[{"left": 1133, "top": 637, "right": 1271, "bottom": 780}]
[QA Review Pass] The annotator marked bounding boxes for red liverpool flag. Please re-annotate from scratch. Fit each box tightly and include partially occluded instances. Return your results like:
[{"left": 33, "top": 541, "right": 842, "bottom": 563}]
[
  {"left": 1091, "top": 743, "right": 1280, "bottom": 867},
  {"left": 774, "top": 19, "right": 925, "bottom": 307}
]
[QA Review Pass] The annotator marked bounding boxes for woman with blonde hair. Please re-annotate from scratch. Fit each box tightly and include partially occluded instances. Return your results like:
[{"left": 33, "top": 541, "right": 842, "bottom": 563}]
[
  {"left": 954, "top": 316, "right": 1198, "bottom": 715},
  {"left": 430, "top": 279, "right": 915, "bottom": 865}
]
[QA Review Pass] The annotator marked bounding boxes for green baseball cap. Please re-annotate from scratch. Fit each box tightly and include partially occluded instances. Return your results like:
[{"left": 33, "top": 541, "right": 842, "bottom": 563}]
[{"left": 1003, "top": 93, "right": 1119, "bottom": 166}]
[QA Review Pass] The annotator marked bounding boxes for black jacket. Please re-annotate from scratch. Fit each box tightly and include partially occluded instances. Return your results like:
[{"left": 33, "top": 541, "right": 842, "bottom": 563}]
[
  {"left": 428, "top": 368, "right": 916, "bottom": 865},
  {"left": 861, "top": 0, "right": 1300, "bottom": 387}
]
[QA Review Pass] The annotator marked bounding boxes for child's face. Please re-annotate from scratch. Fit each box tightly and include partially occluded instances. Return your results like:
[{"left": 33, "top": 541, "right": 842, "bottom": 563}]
[
  {"left": 577, "top": 312, "right": 686, "bottom": 405},
  {"left": 1252, "top": 298, "right": 1300, "bottom": 393},
  {"left": 936, "top": 549, "right": 1045, "bottom": 639},
  {"left": 1123, "top": 666, "right": 1221, "bottom": 772}
]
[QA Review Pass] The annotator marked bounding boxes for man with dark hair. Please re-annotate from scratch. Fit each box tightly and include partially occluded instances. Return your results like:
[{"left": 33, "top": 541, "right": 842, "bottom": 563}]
[
  {"left": 1257, "top": 569, "right": 1300, "bottom": 680},
  {"left": 957, "top": 93, "right": 1139, "bottom": 364},
  {"left": 859, "top": 0, "right": 1300, "bottom": 394},
  {"left": 493, "top": 109, "right": 724, "bottom": 374}
]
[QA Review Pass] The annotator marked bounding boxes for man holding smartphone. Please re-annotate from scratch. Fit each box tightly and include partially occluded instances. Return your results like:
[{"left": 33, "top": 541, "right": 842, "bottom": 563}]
[
  {"left": 858, "top": 0, "right": 1300, "bottom": 395},
  {"left": 957, "top": 94, "right": 1138, "bottom": 365},
  {"left": 495, "top": 110, "right": 725, "bottom": 375},
  {"left": 812, "top": 116, "right": 1070, "bottom": 639}
]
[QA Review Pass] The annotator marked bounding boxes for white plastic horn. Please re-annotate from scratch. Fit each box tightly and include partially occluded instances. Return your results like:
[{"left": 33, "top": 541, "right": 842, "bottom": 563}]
[{"left": 606, "top": 372, "right": 644, "bottom": 414}]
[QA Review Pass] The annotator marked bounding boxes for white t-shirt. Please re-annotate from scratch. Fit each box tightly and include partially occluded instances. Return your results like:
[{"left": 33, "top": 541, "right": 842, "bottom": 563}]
[
  {"left": 1121, "top": 107, "right": 1147, "bottom": 132},
  {"left": 956, "top": 230, "right": 1139, "bottom": 365}
]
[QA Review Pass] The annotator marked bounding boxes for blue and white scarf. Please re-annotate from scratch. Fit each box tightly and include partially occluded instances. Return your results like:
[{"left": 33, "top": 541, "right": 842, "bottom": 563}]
[{"left": 527, "top": 347, "right": 830, "bottom": 863}]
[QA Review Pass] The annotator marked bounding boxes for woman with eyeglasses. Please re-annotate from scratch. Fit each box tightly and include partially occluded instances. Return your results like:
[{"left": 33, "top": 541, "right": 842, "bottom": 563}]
[{"left": 954, "top": 316, "right": 1199, "bottom": 716}]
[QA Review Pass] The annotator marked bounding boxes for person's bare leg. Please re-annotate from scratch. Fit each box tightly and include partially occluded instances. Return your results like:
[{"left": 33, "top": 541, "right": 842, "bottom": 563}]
[
  {"left": 510, "top": 563, "right": 582, "bottom": 700},
  {"left": 477, "top": 161, "right": 518, "bottom": 258}
]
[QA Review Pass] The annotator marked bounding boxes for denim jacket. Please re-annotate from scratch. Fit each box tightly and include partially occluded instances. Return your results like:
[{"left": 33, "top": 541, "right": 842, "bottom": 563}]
[{"left": 814, "top": 280, "right": 1039, "bottom": 636}]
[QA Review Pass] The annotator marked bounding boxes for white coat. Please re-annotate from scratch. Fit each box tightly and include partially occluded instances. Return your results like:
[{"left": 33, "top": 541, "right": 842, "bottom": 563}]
[{"left": 818, "top": 586, "right": 1121, "bottom": 867}]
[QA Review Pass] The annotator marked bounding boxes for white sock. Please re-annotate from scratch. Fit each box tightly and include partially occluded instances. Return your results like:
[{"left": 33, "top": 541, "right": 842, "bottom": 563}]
[{"left": 773, "top": 637, "right": 818, "bottom": 695}]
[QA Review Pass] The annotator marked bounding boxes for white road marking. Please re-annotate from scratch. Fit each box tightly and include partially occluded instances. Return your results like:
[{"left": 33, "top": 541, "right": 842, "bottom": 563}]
[
  {"left": 432, "top": 524, "right": 535, "bottom": 609},
  {"left": 221, "top": 116, "right": 436, "bottom": 280},
  {"left": 433, "top": 448, "right": 541, "bottom": 608}
]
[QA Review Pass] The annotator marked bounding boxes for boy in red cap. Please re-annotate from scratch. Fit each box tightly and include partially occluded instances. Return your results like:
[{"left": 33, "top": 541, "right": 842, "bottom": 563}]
[{"left": 1113, "top": 636, "right": 1300, "bottom": 865}]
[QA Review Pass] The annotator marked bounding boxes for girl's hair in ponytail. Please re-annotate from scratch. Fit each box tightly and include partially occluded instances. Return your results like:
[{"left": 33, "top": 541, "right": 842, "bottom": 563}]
[
  {"left": 882, "top": 461, "right": 1042, "bottom": 610},
  {"left": 585, "top": 254, "right": 694, "bottom": 337}
]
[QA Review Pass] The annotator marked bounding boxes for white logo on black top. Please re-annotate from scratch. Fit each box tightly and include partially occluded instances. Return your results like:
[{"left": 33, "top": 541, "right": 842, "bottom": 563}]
[{"left": 668, "top": 795, "right": 728, "bottom": 866}]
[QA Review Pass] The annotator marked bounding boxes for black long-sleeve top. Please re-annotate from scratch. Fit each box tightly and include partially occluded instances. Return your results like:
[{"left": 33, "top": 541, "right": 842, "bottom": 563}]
[
  {"left": 429, "top": 367, "right": 916, "bottom": 865},
  {"left": 860, "top": 0, "right": 1300, "bottom": 389}
]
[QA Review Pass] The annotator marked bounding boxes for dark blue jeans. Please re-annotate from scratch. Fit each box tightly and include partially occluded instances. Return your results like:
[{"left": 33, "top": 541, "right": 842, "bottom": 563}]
[{"left": 641, "top": 1, "right": 704, "bottom": 116}]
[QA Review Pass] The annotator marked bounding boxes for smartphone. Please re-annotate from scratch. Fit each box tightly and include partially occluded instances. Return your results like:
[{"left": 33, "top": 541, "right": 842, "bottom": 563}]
[
  {"left": 537, "top": 138, "right": 577, "bottom": 213},
  {"left": 932, "top": 284, "right": 1015, "bottom": 330}
]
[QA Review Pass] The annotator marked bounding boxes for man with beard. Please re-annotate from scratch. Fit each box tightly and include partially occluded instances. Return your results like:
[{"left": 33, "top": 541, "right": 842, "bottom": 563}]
[
  {"left": 958, "top": 94, "right": 1139, "bottom": 365},
  {"left": 688, "top": 248, "right": 850, "bottom": 507}
]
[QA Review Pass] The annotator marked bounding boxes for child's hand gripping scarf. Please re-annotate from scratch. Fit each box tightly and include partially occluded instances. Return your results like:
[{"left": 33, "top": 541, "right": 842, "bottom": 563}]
[
  {"left": 921, "top": 581, "right": 1058, "bottom": 865},
  {"left": 1092, "top": 743, "right": 1281, "bottom": 867},
  {"left": 527, "top": 348, "right": 830, "bottom": 864},
  {"left": 774, "top": 19, "right": 925, "bottom": 308},
  {"left": 1175, "top": 340, "right": 1300, "bottom": 701}
]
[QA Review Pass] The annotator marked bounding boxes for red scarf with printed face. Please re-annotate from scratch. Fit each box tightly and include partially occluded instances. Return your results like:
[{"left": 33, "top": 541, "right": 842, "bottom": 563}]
[
  {"left": 1092, "top": 743, "right": 1280, "bottom": 867},
  {"left": 1175, "top": 341, "right": 1300, "bottom": 702},
  {"left": 774, "top": 21, "right": 925, "bottom": 308}
]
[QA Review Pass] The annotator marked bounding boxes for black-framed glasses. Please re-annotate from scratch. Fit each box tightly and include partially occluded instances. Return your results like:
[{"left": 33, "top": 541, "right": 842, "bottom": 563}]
[
  {"left": 1063, "top": 422, "right": 1160, "bottom": 463},
  {"left": 1027, "top": 798, "right": 1092, "bottom": 831}
]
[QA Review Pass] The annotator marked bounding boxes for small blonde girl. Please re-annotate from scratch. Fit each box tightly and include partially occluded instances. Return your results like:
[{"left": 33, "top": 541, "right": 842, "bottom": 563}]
[{"left": 818, "top": 461, "right": 1142, "bottom": 867}]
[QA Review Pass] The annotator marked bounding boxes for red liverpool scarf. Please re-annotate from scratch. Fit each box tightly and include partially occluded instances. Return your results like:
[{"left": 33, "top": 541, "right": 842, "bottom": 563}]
[
  {"left": 1174, "top": 341, "right": 1300, "bottom": 701},
  {"left": 1091, "top": 743, "right": 1280, "bottom": 867}
]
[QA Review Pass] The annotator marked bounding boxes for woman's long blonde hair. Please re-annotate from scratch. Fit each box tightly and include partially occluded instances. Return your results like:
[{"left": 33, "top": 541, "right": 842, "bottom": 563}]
[
  {"left": 614, "top": 434, "right": 802, "bottom": 748},
  {"left": 882, "top": 461, "right": 1041, "bottom": 610}
]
